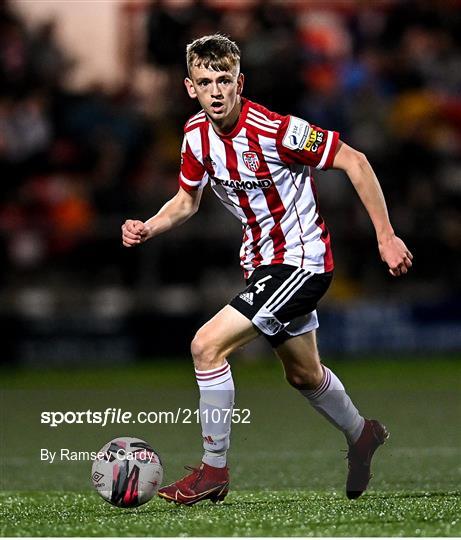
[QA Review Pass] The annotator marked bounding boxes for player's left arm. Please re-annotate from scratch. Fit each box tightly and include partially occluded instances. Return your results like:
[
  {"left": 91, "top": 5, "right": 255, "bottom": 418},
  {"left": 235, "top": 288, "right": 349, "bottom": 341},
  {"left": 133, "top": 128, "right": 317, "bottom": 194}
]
[{"left": 332, "top": 141, "right": 413, "bottom": 277}]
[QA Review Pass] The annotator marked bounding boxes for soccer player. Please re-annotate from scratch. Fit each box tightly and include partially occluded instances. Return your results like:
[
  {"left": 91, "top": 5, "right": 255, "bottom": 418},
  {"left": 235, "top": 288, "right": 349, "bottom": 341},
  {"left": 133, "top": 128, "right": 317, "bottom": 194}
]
[{"left": 122, "top": 34, "right": 413, "bottom": 504}]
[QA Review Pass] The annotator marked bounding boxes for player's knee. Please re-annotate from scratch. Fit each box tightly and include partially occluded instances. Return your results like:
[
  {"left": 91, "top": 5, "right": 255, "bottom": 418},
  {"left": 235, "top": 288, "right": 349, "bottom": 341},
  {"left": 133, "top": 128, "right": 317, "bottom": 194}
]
[
  {"left": 285, "top": 365, "right": 323, "bottom": 390},
  {"left": 190, "top": 331, "right": 221, "bottom": 371}
]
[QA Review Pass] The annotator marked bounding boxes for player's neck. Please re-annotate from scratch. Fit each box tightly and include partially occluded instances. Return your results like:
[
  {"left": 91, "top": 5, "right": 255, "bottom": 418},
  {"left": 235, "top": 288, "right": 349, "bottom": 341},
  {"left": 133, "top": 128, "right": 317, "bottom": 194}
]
[{"left": 211, "top": 97, "right": 242, "bottom": 136}]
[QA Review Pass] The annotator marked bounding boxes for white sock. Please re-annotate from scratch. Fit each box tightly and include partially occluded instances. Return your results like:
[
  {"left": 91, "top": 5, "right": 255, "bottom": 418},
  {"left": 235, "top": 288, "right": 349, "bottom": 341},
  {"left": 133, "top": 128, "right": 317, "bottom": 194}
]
[
  {"left": 300, "top": 365, "right": 365, "bottom": 444},
  {"left": 195, "top": 361, "right": 234, "bottom": 468}
]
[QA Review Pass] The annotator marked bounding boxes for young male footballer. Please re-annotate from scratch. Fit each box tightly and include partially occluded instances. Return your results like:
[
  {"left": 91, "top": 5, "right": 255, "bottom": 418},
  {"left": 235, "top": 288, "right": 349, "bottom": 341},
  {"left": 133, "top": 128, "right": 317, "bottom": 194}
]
[{"left": 122, "top": 34, "right": 413, "bottom": 504}]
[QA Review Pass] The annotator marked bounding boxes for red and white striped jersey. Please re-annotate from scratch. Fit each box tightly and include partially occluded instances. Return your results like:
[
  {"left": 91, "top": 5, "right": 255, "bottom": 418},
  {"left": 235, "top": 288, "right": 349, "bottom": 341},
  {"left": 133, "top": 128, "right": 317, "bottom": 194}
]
[{"left": 179, "top": 98, "right": 339, "bottom": 277}]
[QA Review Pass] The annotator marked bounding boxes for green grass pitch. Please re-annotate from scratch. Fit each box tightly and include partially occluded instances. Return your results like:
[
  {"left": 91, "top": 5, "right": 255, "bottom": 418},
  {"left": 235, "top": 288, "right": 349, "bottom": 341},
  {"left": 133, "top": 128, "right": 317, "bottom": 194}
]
[{"left": 1, "top": 356, "right": 460, "bottom": 536}]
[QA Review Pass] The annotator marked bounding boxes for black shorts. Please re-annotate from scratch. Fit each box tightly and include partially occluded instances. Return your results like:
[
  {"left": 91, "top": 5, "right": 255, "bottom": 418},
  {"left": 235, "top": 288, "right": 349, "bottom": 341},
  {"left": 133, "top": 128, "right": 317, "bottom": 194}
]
[{"left": 229, "top": 264, "right": 332, "bottom": 348}]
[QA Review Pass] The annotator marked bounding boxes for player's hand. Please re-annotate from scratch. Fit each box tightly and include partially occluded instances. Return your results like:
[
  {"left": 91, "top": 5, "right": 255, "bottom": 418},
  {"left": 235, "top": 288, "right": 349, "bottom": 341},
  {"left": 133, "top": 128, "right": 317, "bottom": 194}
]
[
  {"left": 121, "top": 219, "right": 149, "bottom": 247},
  {"left": 378, "top": 234, "right": 413, "bottom": 277}
]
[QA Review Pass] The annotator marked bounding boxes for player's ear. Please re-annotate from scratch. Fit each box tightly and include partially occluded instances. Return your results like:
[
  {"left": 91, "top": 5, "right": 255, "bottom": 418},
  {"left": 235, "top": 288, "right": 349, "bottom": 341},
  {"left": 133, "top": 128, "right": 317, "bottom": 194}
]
[
  {"left": 184, "top": 78, "right": 197, "bottom": 99},
  {"left": 236, "top": 73, "right": 244, "bottom": 96}
]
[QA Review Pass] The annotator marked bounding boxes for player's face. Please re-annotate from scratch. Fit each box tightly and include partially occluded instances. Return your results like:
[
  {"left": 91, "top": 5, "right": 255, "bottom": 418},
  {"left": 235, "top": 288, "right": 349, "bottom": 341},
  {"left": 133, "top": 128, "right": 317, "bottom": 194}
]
[{"left": 185, "top": 64, "right": 244, "bottom": 132}]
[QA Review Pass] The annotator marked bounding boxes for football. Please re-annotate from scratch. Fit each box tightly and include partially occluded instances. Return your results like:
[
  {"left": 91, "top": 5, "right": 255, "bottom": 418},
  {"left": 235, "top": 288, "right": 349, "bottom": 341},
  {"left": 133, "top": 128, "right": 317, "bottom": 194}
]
[{"left": 91, "top": 436, "right": 163, "bottom": 508}]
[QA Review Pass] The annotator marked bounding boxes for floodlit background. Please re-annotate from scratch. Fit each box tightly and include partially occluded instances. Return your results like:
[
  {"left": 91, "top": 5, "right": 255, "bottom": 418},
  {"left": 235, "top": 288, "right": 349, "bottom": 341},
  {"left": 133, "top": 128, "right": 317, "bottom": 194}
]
[
  {"left": 1, "top": 0, "right": 461, "bottom": 365},
  {"left": 1, "top": 5, "right": 460, "bottom": 532}
]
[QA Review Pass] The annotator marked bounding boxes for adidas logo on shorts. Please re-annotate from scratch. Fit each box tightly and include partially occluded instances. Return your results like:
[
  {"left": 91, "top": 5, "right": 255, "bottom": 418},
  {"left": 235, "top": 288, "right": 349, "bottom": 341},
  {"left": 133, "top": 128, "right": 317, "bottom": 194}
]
[{"left": 239, "top": 292, "right": 254, "bottom": 305}]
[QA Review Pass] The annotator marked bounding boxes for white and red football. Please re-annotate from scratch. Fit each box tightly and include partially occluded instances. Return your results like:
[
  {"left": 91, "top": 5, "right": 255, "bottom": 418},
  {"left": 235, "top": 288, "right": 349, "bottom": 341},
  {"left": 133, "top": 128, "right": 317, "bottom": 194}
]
[{"left": 91, "top": 436, "right": 163, "bottom": 508}]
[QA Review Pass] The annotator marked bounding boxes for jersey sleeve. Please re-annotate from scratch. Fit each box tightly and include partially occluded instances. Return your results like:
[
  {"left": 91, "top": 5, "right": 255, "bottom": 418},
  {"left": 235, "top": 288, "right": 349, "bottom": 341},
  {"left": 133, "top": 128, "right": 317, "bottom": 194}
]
[
  {"left": 179, "top": 135, "right": 208, "bottom": 192},
  {"left": 276, "top": 115, "right": 339, "bottom": 170}
]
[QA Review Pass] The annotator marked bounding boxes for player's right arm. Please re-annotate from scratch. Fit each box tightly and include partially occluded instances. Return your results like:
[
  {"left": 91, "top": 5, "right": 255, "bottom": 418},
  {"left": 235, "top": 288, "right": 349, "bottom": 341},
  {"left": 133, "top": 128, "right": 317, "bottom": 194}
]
[{"left": 121, "top": 187, "right": 202, "bottom": 247}]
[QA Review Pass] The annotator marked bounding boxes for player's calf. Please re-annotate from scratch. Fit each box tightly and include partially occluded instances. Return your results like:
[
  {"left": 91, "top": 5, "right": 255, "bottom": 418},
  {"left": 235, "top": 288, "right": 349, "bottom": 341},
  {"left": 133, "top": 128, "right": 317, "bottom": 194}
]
[{"left": 284, "top": 366, "right": 324, "bottom": 390}]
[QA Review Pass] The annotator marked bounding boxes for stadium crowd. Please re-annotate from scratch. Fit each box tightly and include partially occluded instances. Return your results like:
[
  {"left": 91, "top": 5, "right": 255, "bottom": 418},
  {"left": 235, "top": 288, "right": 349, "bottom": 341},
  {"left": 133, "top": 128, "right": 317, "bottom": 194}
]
[{"left": 1, "top": 0, "right": 460, "bottom": 323}]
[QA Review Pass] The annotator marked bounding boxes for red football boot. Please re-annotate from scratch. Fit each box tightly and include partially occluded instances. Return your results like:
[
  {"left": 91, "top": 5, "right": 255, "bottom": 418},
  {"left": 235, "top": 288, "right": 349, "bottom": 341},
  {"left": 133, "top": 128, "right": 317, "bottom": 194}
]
[
  {"left": 346, "top": 419, "right": 389, "bottom": 499},
  {"left": 157, "top": 463, "right": 229, "bottom": 506}
]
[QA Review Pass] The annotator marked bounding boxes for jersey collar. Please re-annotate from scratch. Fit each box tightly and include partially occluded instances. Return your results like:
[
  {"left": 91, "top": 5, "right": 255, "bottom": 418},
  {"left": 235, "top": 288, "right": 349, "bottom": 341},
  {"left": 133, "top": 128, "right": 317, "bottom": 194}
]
[{"left": 209, "top": 97, "right": 250, "bottom": 139}]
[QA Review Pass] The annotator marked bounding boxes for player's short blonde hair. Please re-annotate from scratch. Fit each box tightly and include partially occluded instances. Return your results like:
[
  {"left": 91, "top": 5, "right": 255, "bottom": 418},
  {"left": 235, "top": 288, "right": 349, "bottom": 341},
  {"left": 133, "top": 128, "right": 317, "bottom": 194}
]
[{"left": 186, "top": 34, "right": 240, "bottom": 76}]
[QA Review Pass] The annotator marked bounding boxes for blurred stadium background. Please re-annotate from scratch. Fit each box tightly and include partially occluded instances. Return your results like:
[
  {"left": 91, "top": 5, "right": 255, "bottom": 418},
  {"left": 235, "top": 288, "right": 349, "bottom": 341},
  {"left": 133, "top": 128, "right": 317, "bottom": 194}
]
[{"left": 1, "top": 0, "right": 460, "bottom": 366}]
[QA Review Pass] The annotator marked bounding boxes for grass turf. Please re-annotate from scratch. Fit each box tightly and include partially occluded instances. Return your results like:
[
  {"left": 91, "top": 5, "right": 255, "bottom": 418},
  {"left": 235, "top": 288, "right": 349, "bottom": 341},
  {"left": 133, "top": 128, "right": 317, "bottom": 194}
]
[
  {"left": 1, "top": 356, "right": 460, "bottom": 536},
  {"left": 1, "top": 490, "right": 460, "bottom": 537}
]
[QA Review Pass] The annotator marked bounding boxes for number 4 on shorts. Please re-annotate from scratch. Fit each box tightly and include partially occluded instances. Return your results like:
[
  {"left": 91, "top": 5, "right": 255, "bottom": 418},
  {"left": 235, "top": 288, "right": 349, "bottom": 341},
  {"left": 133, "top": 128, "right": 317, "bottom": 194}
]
[{"left": 254, "top": 275, "right": 272, "bottom": 294}]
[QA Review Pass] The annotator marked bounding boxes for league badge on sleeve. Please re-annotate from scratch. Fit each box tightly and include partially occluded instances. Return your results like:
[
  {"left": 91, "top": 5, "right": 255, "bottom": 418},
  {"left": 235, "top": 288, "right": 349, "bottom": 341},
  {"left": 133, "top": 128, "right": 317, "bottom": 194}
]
[
  {"left": 243, "top": 151, "right": 260, "bottom": 172},
  {"left": 282, "top": 116, "right": 311, "bottom": 151}
]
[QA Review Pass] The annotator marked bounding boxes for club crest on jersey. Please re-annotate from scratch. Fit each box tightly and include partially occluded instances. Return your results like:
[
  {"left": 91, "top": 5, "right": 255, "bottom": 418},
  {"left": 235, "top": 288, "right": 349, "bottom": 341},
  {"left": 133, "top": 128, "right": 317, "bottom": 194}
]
[{"left": 242, "top": 151, "right": 260, "bottom": 172}]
